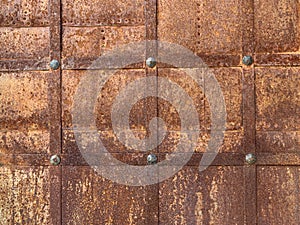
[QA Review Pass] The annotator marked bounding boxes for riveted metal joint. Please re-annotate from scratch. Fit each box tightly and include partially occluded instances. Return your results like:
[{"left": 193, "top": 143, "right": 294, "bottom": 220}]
[
  {"left": 147, "top": 153, "right": 157, "bottom": 165},
  {"left": 50, "top": 59, "right": 60, "bottom": 70},
  {"left": 242, "top": 56, "right": 253, "bottom": 66},
  {"left": 245, "top": 153, "right": 256, "bottom": 165},
  {"left": 50, "top": 154, "right": 61, "bottom": 166},
  {"left": 146, "top": 57, "right": 156, "bottom": 68}
]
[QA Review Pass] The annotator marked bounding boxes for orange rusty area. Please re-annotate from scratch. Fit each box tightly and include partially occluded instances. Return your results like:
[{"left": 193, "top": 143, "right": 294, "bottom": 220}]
[
  {"left": 0, "top": 0, "right": 300, "bottom": 224},
  {"left": 0, "top": 0, "right": 49, "bottom": 27}
]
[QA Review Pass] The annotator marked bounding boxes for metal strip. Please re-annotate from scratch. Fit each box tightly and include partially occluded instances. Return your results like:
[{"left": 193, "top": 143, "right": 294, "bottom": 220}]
[
  {"left": 49, "top": 0, "right": 62, "bottom": 224},
  {"left": 242, "top": 0, "right": 256, "bottom": 224},
  {"left": 145, "top": 0, "right": 159, "bottom": 224}
]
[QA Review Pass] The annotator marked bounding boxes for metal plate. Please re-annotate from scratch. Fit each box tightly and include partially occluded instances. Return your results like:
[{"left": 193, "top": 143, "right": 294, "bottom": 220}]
[
  {"left": 254, "top": 0, "right": 299, "bottom": 53},
  {"left": 0, "top": 28, "right": 50, "bottom": 61},
  {"left": 159, "top": 166, "right": 245, "bottom": 224},
  {"left": 257, "top": 166, "right": 300, "bottom": 224},
  {"left": 62, "top": 26, "right": 145, "bottom": 69},
  {"left": 158, "top": 0, "right": 243, "bottom": 55},
  {"left": 256, "top": 67, "right": 300, "bottom": 131},
  {"left": 0, "top": 0, "right": 49, "bottom": 27},
  {"left": 62, "top": 166, "right": 158, "bottom": 224},
  {"left": 62, "top": 0, "right": 145, "bottom": 26}
]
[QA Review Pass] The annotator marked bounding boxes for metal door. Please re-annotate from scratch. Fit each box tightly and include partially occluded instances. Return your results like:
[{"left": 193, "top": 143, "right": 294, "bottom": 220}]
[{"left": 0, "top": 0, "right": 299, "bottom": 224}]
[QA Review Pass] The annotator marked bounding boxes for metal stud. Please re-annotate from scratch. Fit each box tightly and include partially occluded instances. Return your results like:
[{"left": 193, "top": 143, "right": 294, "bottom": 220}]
[
  {"left": 245, "top": 153, "right": 256, "bottom": 165},
  {"left": 146, "top": 57, "right": 156, "bottom": 68},
  {"left": 50, "top": 154, "right": 61, "bottom": 165},
  {"left": 242, "top": 56, "right": 253, "bottom": 66},
  {"left": 147, "top": 153, "right": 157, "bottom": 165},
  {"left": 50, "top": 59, "right": 60, "bottom": 70}
]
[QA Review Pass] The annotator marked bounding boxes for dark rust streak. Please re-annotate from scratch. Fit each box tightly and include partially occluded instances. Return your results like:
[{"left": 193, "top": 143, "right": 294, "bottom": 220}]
[
  {"left": 242, "top": 0, "right": 256, "bottom": 224},
  {"left": 49, "top": 0, "right": 62, "bottom": 224}
]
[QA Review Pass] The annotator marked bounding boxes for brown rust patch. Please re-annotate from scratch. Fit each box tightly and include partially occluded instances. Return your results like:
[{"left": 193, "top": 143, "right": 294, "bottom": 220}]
[
  {"left": 159, "top": 166, "right": 245, "bottom": 225},
  {"left": 0, "top": 167, "right": 13, "bottom": 224},
  {"left": 62, "top": 0, "right": 145, "bottom": 26},
  {"left": 62, "top": 166, "right": 157, "bottom": 224},
  {"left": 62, "top": 69, "right": 157, "bottom": 131},
  {"left": 158, "top": 0, "right": 242, "bottom": 55},
  {"left": 0, "top": 71, "right": 50, "bottom": 131},
  {"left": 256, "top": 67, "right": 300, "bottom": 131},
  {"left": 257, "top": 166, "right": 300, "bottom": 224},
  {"left": 254, "top": 0, "right": 300, "bottom": 53},
  {"left": 62, "top": 26, "right": 145, "bottom": 68},
  {"left": 0, "top": 27, "right": 50, "bottom": 60},
  {"left": 14, "top": 167, "right": 51, "bottom": 224},
  {"left": 0, "top": 0, "right": 49, "bottom": 27}
]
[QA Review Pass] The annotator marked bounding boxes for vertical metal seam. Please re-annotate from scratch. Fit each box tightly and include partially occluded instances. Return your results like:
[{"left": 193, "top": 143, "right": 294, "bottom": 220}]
[
  {"left": 145, "top": 0, "right": 159, "bottom": 224},
  {"left": 49, "top": 0, "right": 62, "bottom": 224},
  {"left": 242, "top": 0, "right": 256, "bottom": 224}
]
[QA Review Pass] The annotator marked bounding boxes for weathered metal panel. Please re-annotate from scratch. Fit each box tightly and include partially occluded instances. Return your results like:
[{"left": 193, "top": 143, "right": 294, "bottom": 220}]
[
  {"left": 159, "top": 166, "right": 245, "bottom": 224},
  {"left": 204, "top": 68, "right": 243, "bottom": 131},
  {"left": 0, "top": 167, "right": 13, "bottom": 224},
  {"left": 158, "top": 0, "right": 243, "bottom": 55},
  {"left": 62, "top": 69, "right": 151, "bottom": 130},
  {"left": 254, "top": 0, "right": 300, "bottom": 53},
  {"left": 62, "top": 166, "right": 158, "bottom": 224},
  {"left": 0, "top": 0, "right": 49, "bottom": 27},
  {"left": 0, "top": 71, "right": 50, "bottom": 130},
  {"left": 62, "top": 27, "right": 145, "bottom": 69},
  {"left": 159, "top": 130, "right": 244, "bottom": 154},
  {"left": 257, "top": 166, "right": 300, "bottom": 224},
  {"left": 13, "top": 167, "right": 51, "bottom": 225},
  {"left": 257, "top": 131, "right": 300, "bottom": 153},
  {"left": 62, "top": 0, "right": 145, "bottom": 26},
  {"left": 0, "top": 28, "right": 50, "bottom": 60},
  {"left": 256, "top": 67, "right": 300, "bottom": 131}
]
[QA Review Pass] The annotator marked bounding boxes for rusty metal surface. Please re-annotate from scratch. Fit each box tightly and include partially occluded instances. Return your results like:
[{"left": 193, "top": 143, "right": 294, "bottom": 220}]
[
  {"left": 0, "top": 28, "right": 50, "bottom": 60},
  {"left": 62, "top": 166, "right": 158, "bottom": 224},
  {"left": 254, "top": 0, "right": 300, "bottom": 53},
  {"left": 256, "top": 67, "right": 300, "bottom": 131},
  {"left": 62, "top": 0, "right": 145, "bottom": 26},
  {"left": 0, "top": 0, "right": 49, "bottom": 27},
  {"left": 257, "top": 166, "right": 300, "bottom": 225},
  {"left": 62, "top": 69, "right": 154, "bottom": 130},
  {"left": 159, "top": 166, "right": 245, "bottom": 224},
  {"left": 62, "top": 26, "right": 145, "bottom": 69},
  {"left": 0, "top": 71, "right": 50, "bottom": 131},
  {"left": 158, "top": 0, "right": 242, "bottom": 55},
  {"left": 0, "top": 0, "right": 300, "bottom": 224}
]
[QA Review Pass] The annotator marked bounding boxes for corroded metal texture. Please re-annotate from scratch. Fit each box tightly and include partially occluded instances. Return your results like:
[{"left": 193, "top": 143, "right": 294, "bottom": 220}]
[
  {"left": 254, "top": 0, "right": 300, "bottom": 53},
  {"left": 62, "top": 0, "right": 145, "bottom": 26},
  {"left": 0, "top": 0, "right": 49, "bottom": 27},
  {"left": 0, "top": 28, "right": 50, "bottom": 60},
  {"left": 256, "top": 67, "right": 300, "bottom": 131},
  {"left": 158, "top": 0, "right": 242, "bottom": 55},
  {"left": 62, "top": 26, "right": 145, "bottom": 69},
  {"left": 159, "top": 166, "right": 245, "bottom": 224},
  {"left": 1, "top": 0, "right": 300, "bottom": 224},
  {"left": 257, "top": 166, "right": 300, "bottom": 224},
  {"left": 62, "top": 166, "right": 158, "bottom": 224}
]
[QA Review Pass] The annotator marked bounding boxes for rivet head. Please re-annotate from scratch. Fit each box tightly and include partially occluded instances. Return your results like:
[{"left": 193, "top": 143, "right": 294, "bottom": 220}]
[
  {"left": 146, "top": 57, "right": 156, "bottom": 68},
  {"left": 50, "top": 59, "right": 60, "bottom": 70},
  {"left": 50, "top": 154, "right": 61, "bottom": 165},
  {"left": 242, "top": 56, "right": 253, "bottom": 66},
  {"left": 147, "top": 153, "right": 157, "bottom": 165},
  {"left": 245, "top": 153, "right": 256, "bottom": 164}
]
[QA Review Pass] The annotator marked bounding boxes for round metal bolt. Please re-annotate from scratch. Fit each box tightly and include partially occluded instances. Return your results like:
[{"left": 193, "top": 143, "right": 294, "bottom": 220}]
[
  {"left": 245, "top": 153, "right": 256, "bottom": 165},
  {"left": 146, "top": 57, "right": 156, "bottom": 68},
  {"left": 50, "top": 59, "right": 60, "bottom": 70},
  {"left": 50, "top": 154, "right": 61, "bottom": 166},
  {"left": 242, "top": 56, "right": 253, "bottom": 66},
  {"left": 147, "top": 153, "right": 158, "bottom": 165}
]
